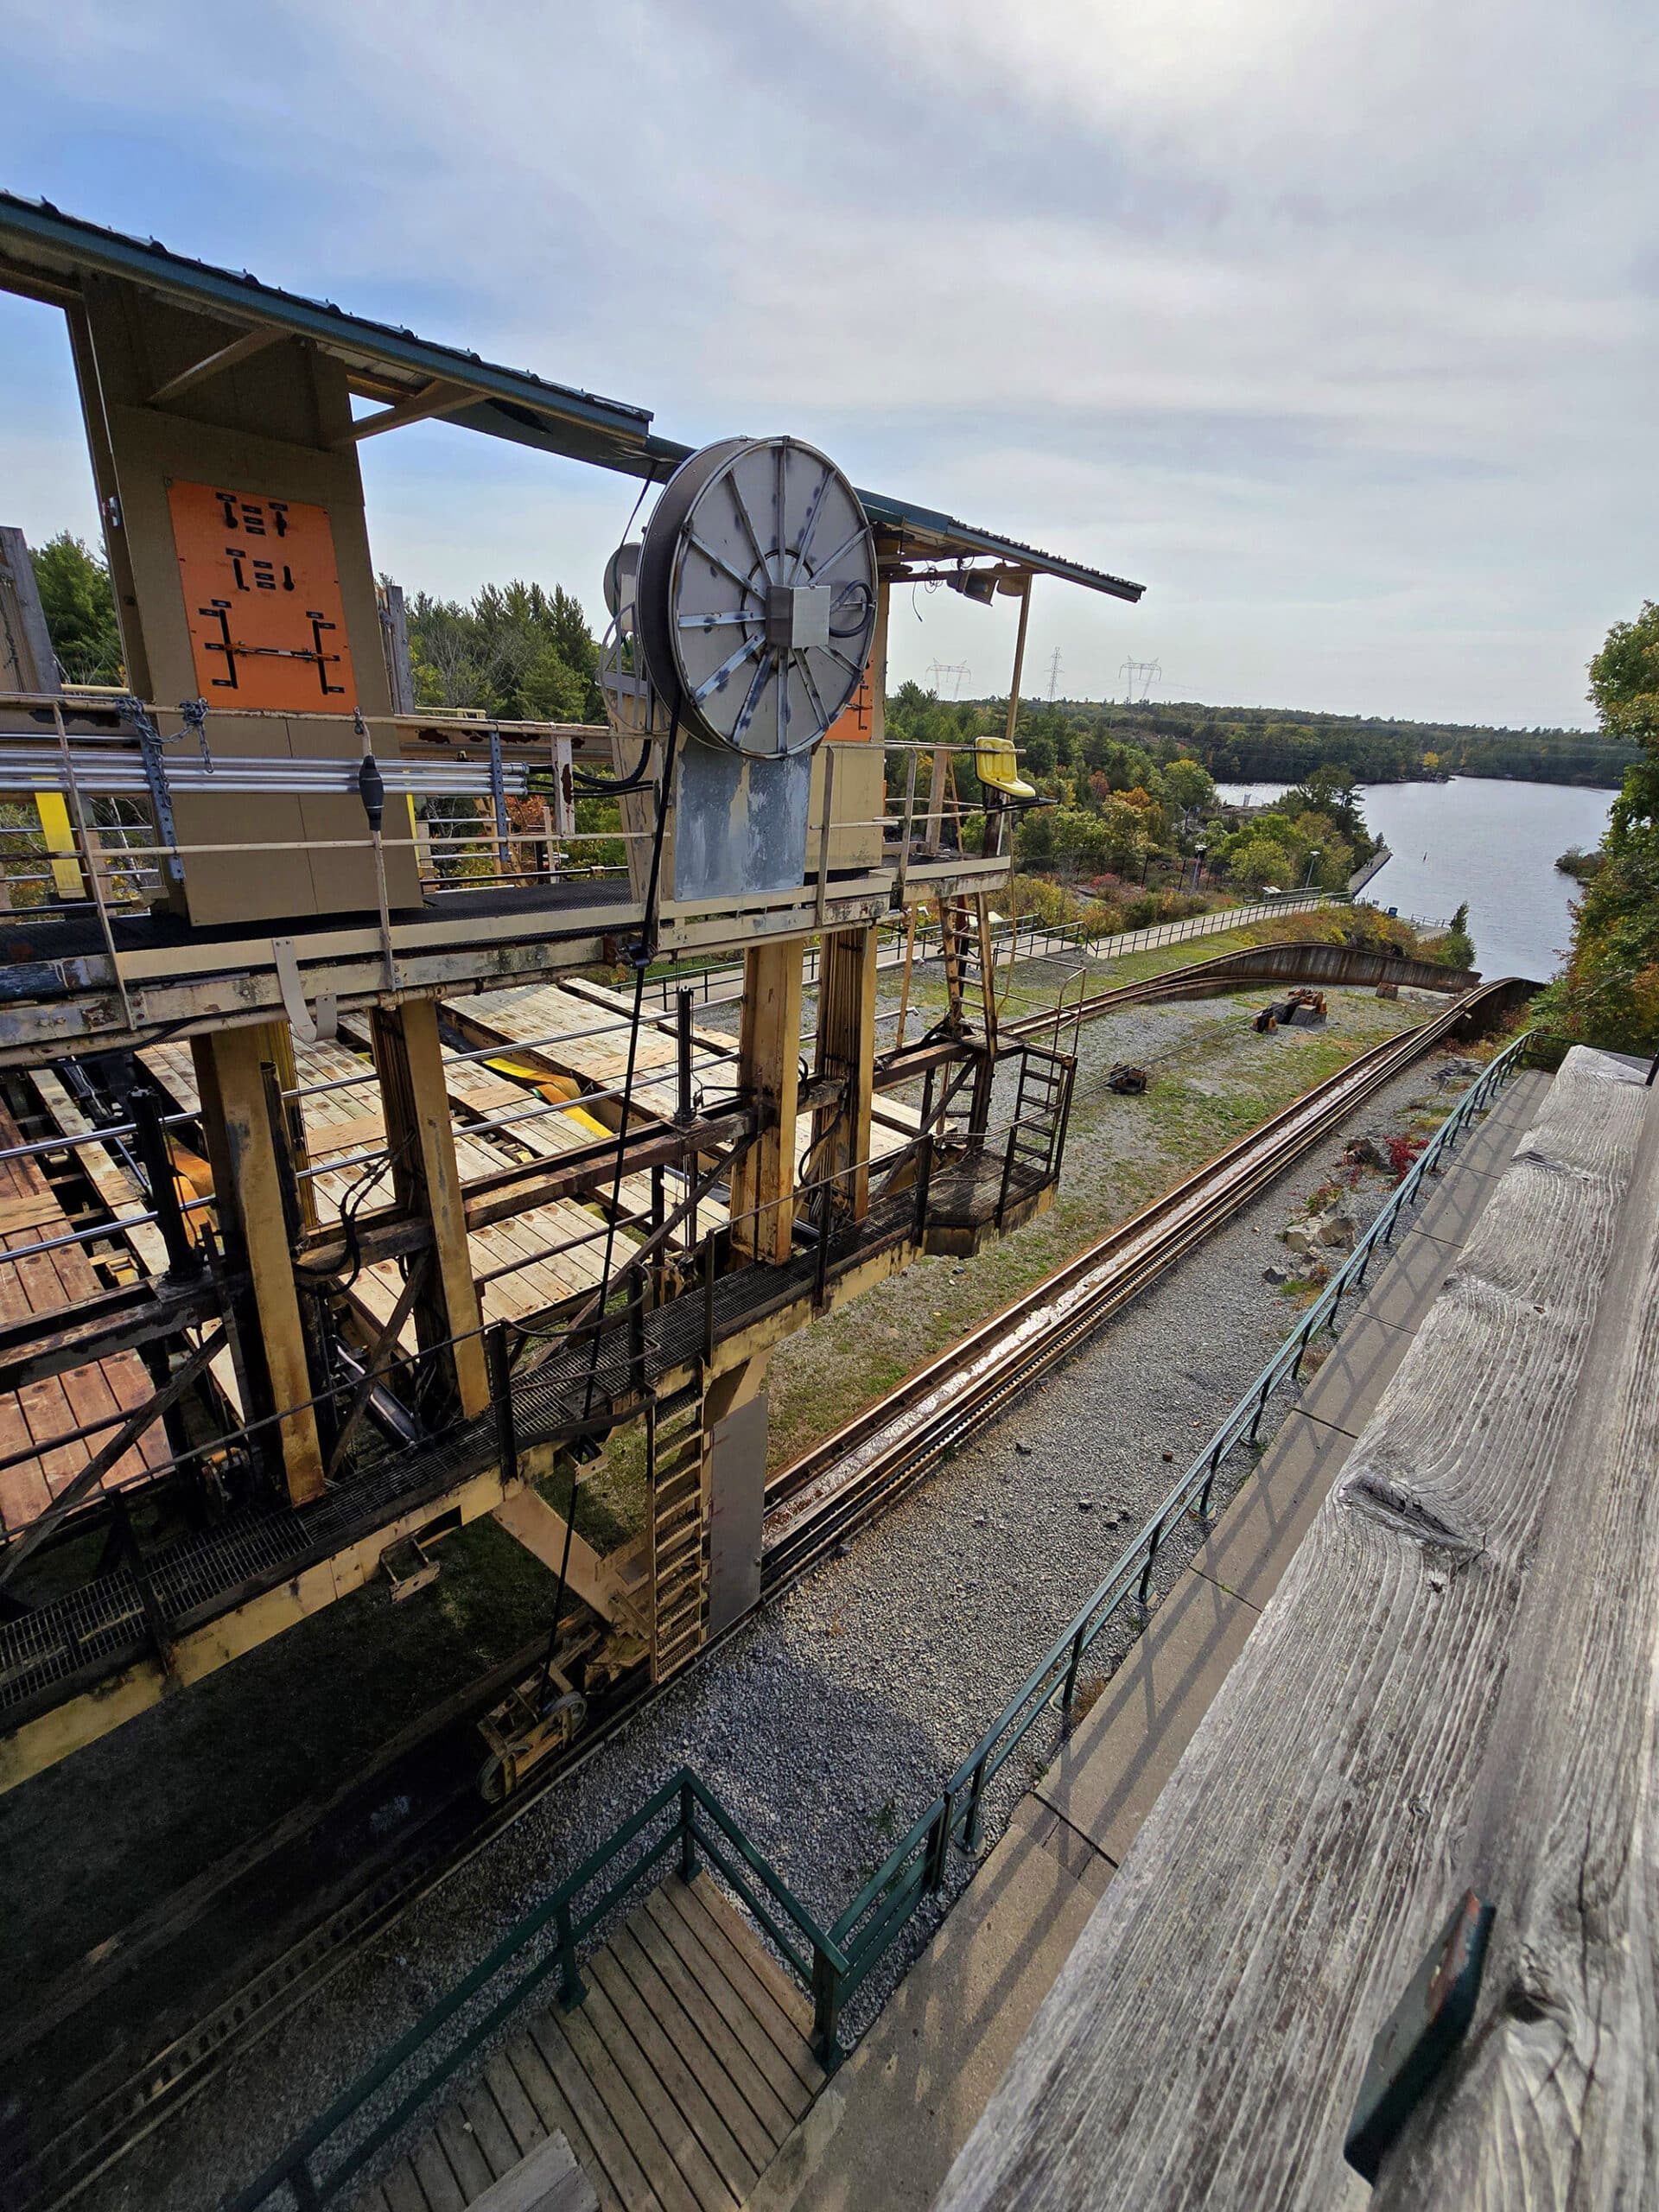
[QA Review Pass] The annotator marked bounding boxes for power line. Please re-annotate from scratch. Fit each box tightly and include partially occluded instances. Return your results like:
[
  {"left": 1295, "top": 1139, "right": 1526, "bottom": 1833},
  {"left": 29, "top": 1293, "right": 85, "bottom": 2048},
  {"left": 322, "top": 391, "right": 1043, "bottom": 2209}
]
[
  {"left": 1046, "top": 646, "right": 1063, "bottom": 702},
  {"left": 925, "top": 660, "right": 971, "bottom": 698},
  {"left": 1119, "top": 657, "right": 1162, "bottom": 705}
]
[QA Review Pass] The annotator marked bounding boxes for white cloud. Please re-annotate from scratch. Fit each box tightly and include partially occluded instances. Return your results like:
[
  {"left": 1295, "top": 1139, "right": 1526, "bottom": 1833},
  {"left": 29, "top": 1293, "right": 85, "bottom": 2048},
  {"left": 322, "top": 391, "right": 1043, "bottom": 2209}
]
[{"left": 2, "top": 0, "right": 1653, "bottom": 723}]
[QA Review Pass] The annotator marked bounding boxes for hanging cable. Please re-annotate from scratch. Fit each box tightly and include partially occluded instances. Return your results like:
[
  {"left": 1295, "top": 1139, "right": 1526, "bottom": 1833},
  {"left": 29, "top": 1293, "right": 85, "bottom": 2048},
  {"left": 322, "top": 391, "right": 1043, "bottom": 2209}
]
[
  {"left": 531, "top": 702, "right": 682, "bottom": 1699},
  {"left": 571, "top": 738, "right": 657, "bottom": 797},
  {"left": 574, "top": 470, "right": 660, "bottom": 796}
]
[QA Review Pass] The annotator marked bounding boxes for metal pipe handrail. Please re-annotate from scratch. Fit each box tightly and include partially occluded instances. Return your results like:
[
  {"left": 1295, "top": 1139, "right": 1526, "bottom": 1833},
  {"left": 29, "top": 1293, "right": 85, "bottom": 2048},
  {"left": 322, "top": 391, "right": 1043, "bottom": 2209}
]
[
  {"left": 829, "top": 1031, "right": 1533, "bottom": 1958},
  {"left": 223, "top": 1767, "right": 849, "bottom": 2212}
]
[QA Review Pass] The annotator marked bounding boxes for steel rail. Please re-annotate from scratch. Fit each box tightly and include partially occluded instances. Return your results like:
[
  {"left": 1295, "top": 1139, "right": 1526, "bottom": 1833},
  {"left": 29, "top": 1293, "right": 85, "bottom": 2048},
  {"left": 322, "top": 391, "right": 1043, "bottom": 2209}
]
[
  {"left": 10, "top": 988, "right": 1510, "bottom": 2210},
  {"left": 762, "top": 979, "right": 1519, "bottom": 1585}
]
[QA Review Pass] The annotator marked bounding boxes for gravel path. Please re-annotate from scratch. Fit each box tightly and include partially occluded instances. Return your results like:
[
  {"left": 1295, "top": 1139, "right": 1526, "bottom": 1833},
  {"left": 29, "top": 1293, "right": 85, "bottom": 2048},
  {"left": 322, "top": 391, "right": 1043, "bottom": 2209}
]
[{"left": 105, "top": 1037, "right": 1490, "bottom": 2210}]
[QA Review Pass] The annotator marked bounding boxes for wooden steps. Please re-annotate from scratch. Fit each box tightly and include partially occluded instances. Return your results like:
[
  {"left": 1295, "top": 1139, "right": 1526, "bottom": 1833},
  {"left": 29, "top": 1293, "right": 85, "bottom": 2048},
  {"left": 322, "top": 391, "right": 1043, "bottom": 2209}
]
[{"left": 353, "top": 1875, "right": 826, "bottom": 2212}]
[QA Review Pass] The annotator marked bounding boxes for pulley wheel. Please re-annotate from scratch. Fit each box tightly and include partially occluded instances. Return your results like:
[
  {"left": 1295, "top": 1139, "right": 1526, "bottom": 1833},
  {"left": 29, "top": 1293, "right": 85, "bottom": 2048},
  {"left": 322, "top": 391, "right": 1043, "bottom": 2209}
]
[{"left": 636, "top": 435, "right": 877, "bottom": 758}]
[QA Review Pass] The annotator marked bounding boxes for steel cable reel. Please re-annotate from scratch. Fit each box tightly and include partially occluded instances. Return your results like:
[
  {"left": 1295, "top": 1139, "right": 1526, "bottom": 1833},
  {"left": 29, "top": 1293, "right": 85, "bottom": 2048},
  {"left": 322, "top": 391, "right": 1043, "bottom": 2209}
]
[{"left": 633, "top": 436, "right": 877, "bottom": 759}]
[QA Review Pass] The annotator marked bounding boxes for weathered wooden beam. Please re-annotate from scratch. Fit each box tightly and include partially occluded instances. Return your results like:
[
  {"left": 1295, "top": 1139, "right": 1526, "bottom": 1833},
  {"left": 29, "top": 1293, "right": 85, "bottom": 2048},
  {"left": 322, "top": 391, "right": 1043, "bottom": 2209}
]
[
  {"left": 729, "top": 941, "right": 803, "bottom": 1266},
  {"left": 194, "top": 1022, "right": 324, "bottom": 1506},
  {"left": 0, "top": 1274, "right": 230, "bottom": 1395},
  {"left": 937, "top": 1050, "right": 1655, "bottom": 2212},
  {"left": 293, "top": 1108, "right": 759, "bottom": 1279},
  {"left": 492, "top": 1484, "right": 642, "bottom": 1631},
  {"left": 335, "top": 378, "right": 474, "bottom": 445},
  {"left": 146, "top": 326, "right": 283, "bottom": 407},
  {"left": 1375, "top": 1057, "right": 1659, "bottom": 2205},
  {"left": 456, "top": 1106, "right": 754, "bottom": 1213},
  {"left": 814, "top": 925, "right": 880, "bottom": 1221},
  {"left": 369, "top": 1000, "right": 490, "bottom": 1420}
]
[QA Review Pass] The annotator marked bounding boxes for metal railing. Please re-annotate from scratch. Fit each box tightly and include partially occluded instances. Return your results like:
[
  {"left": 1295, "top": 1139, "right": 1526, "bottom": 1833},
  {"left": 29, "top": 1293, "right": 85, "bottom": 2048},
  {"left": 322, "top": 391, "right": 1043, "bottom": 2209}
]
[
  {"left": 634, "top": 894, "right": 1339, "bottom": 1014},
  {"left": 823, "top": 1029, "right": 1532, "bottom": 1975},
  {"left": 238, "top": 1033, "right": 1532, "bottom": 2208},
  {"left": 226, "top": 1770, "right": 846, "bottom": 2212}
]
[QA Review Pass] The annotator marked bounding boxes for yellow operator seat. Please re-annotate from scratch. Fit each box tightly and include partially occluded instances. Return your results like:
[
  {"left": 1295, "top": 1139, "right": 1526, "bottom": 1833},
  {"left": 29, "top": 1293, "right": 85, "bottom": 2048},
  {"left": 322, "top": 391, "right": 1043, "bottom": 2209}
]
[{"left": 975, "top": 733, "right": 1037, "bottom": 802}]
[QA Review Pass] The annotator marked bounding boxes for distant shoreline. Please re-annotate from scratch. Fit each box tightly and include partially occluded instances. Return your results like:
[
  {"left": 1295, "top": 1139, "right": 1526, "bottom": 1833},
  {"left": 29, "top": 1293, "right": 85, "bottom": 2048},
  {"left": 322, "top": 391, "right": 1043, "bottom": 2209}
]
[{"left": 1217, "top": 768, "right": 1625, "bottom": 795}]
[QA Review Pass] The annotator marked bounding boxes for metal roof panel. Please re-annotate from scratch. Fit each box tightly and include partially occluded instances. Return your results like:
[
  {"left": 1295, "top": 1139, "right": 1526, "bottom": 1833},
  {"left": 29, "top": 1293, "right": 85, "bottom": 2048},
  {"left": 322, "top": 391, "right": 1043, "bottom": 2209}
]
[{"left": 0, "top": 193, "right": 1144, "bottom": 603}]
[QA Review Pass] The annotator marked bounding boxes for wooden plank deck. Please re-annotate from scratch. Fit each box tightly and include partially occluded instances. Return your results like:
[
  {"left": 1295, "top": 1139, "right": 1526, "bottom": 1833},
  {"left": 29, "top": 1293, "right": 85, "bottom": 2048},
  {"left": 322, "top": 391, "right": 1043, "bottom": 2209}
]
[
  {"left": 447, "top": 980, "right": 718, "bottom": 1127},
  {"left": 0, "top": 1103, "right": 171, "bottom": 1532},
  {"left": 450, "top": 978, "right": 914, "bottom": 1192},
  {"left": 410, "top": 1046, "right": 696, "bottom": 1245},
  {"left": 29, "top": 1066, "right": 245, "bottom": 1417},
  {"left": 354, "top": 1875, "right": 826, "bottom": 2212},
  {"left": 140, "top": 1039, "right": 635, "bottom": 1340},
  {"left": 938, "top": 1046, "right": 1659, "bottom": 2209}
]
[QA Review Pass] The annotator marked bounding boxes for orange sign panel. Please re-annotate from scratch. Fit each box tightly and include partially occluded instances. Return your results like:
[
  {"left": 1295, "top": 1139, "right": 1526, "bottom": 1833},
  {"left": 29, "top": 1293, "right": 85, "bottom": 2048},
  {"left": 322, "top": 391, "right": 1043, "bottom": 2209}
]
[
  {"left": 168, "top": 480, "right": 358, "bottom": 711},
  {"left": 824, "top": 659, "right": 874, "bottom": 743}
]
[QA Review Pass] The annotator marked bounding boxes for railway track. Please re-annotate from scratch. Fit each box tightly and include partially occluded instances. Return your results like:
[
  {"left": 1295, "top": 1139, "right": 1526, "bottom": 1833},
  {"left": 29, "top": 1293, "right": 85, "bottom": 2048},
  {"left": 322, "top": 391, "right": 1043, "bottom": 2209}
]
[
  {"left": 763, "top": 979, "right": 1515, "bottom": 1584},
  {"left": 12, "top": 979, "right": 1513, "bottom": 2210}
]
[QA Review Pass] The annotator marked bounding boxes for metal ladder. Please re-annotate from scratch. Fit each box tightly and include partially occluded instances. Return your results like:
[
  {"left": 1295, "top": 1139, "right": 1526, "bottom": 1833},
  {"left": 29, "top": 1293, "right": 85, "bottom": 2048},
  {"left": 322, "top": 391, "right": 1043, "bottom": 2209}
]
[
  {"left": 937, "top": 892, "right": 999, "bottom": 1050},
  {"left": 645, "top": 1383, "right": 709, "bottom": 1684},
  {"left": 996, "top": 1046, "right": 1074, "bottom": 1224}
]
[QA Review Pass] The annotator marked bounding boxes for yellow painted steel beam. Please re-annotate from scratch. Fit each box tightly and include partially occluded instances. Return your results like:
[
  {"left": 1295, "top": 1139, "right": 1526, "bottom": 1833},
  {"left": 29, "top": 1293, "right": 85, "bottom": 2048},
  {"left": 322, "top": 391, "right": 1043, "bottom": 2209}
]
[{"left": 34, "top": 790, "right": 85, "bottom": 899}]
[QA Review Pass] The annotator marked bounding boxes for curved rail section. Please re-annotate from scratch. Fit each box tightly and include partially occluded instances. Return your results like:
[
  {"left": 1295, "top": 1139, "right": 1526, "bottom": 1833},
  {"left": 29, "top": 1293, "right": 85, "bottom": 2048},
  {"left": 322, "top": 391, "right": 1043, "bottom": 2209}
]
[
  {"left": 1004, "top": 938, "right": 1477, "bottom": 1043},
  {"left": 227, "top": 1033, "right": 1535, "bottom": 2211}
]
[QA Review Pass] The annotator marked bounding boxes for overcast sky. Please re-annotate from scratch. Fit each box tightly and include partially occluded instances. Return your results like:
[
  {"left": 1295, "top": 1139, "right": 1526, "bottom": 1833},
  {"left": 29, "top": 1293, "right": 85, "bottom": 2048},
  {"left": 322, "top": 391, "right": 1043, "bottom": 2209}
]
[{"left": 3, "top": 0, "right": 1654, "bottom": 728}]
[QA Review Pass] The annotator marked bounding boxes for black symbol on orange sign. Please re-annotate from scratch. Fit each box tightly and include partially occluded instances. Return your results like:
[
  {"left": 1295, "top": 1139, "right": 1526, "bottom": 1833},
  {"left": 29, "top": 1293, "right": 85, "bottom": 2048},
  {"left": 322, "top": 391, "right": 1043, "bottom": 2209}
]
[
  {"left": 217, "top": 492, "right": 291, "bottom": 538},
  {"left": 308, "top": 614, "right": 346, "bottom": 696},
  {"left": 198, "top": 601, "right": 238, "bottom": 690}
]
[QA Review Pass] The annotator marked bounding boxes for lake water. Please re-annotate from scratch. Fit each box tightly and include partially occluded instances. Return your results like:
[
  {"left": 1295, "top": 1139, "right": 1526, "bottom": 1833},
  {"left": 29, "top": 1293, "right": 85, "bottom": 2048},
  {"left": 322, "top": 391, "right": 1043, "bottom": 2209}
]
[{"left": 1212, "top": 778, "right": 1614, "bottom": 982}]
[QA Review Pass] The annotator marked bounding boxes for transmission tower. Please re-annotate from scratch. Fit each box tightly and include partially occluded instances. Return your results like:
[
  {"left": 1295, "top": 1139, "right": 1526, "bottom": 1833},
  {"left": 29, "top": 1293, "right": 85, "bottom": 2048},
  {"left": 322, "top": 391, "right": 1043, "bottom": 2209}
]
[
  {"left": 1119, "top": 657, "right": 1162, "bottom": 705},
  {"left": 925, "top": 659, "right": 971, "bottom": 698},
  {"left": 1046, "top": 646, "right": 1063, "bottom": 702}
]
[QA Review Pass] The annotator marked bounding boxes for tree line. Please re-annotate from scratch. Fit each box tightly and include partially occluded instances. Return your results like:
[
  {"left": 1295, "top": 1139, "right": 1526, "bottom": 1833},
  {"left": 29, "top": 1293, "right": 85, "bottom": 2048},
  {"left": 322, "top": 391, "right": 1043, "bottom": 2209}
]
[
  {"left": 1535, "top": 601, "right": 1659, "bottom": 1057},
  {"left": 1061, "top": 697, "right": 1636, "bottom": 790}
]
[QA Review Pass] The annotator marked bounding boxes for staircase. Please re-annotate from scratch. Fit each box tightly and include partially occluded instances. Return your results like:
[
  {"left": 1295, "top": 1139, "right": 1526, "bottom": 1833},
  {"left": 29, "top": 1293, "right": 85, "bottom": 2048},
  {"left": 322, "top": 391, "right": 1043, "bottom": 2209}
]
[{"left": 646, "top": 1384, "right": 709, "bottom": 1685}]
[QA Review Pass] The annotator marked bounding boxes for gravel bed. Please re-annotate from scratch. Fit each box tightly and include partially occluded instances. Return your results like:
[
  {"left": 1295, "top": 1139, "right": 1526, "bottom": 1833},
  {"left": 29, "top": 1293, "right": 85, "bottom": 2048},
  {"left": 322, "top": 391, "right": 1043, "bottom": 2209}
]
[{"left": 100, "top": 1037, "right": 1495, "bottom": 2211}]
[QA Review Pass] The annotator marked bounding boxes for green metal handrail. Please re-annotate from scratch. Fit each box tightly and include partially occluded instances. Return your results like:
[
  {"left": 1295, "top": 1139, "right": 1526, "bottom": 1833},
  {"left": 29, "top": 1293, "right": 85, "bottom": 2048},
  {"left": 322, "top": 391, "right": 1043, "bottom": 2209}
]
[
  {"left": 828, "top": 1030, "right": 1535, "bottom": 1967},
  {"left": 227, "top": 1769, "right": 846, "bottom": 2210},
  {"left": 239, "top": 1033, "right": 1531, "bottom": 2209}
]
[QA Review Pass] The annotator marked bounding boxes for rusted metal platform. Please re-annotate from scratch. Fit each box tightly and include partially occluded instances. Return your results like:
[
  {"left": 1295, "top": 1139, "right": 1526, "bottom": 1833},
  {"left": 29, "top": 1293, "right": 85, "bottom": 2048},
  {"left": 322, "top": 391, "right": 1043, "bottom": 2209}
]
[{"left": 0, "top": 1141, "right": 1053, "bottom": 1739}]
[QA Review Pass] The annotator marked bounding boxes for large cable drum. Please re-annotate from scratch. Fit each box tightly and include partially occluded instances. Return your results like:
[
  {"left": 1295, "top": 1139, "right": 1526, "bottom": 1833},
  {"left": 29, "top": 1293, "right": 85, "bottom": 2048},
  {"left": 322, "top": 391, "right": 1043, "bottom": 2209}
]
[{"left": 636, "top": 436, "right": 877, "bottom": 759}]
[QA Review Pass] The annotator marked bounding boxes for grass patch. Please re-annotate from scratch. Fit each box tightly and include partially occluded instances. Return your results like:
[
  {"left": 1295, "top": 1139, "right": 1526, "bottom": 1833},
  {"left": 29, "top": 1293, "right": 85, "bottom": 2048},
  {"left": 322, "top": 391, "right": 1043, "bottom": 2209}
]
[{"left": 765, "top": 987, "right": 1425, "bottom": 1470}]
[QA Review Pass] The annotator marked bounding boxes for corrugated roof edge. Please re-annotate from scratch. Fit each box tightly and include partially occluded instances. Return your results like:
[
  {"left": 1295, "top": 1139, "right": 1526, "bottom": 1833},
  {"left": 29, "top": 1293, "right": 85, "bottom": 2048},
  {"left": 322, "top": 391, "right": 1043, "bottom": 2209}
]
[
  {"left": 0, "top": 193, "right": 1145, "bottom": 604},
  {"left": 0, "top": 192, "right": 655, "bottom": 442}
]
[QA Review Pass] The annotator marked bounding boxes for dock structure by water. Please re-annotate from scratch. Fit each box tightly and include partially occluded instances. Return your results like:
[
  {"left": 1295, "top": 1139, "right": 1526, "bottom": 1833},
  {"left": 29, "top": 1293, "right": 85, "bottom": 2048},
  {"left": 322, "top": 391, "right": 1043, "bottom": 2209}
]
[{"left": 924, "top": 1045, "right": 1658, "bottom": 2209}]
